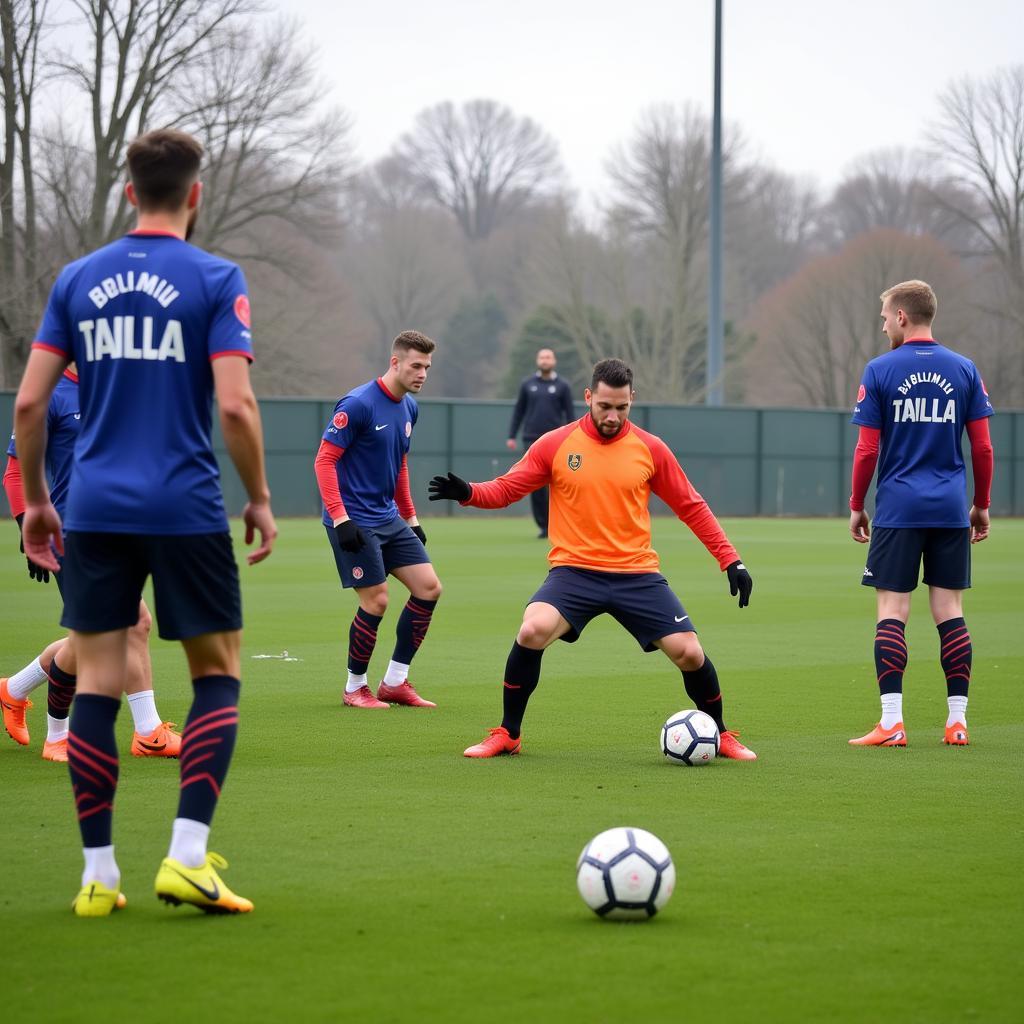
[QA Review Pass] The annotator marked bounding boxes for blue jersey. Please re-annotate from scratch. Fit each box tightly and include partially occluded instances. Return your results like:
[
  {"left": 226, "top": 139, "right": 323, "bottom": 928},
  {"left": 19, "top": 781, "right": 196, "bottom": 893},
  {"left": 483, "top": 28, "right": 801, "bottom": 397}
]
[
  {"left": 320, "top": 378, "right": 418, "bottom": 528},
  {"left": 33, "top": 231, "right": 254, "bottom": 534},
  {"left": 7, "top": 371, "right": 81, "bottom": 517},
  {"left": 852, "top": 340, "right": 993, "bottom": 528}
]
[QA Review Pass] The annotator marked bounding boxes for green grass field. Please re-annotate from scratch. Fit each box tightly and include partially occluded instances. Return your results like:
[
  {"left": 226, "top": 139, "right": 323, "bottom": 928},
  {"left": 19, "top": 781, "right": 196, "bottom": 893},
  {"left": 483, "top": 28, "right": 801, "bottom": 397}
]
[{"left": 2, "top": 517, "right": 1022, "bottom": 1023}]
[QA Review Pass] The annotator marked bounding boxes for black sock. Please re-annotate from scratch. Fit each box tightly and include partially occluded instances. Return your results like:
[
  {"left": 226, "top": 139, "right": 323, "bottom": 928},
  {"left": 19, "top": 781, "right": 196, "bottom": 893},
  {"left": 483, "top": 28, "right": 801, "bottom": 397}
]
[
  {"left": 682, "top": 654, "right": 726, "bottom": 732},
  {"left": 875, "top": 618, "right": 907, "bottom": 695},
  {"left": 46, "top": 654, "right": 77, "bottom": 721},
  {"left": 348, "top": 608, "right": 383, "bottom": 676},
  {"left": 500, "top": 642, "right": 543, "bottom": 740},
  {"left": 177, "top": 675, "right": 240, "bottom": 827},
  {"left": 392, "top": 597, "right": 438, "bottom": 665},
  {"left": 66, "top": 693, "right": 120, "bottom": 848},
  {"left": 937, "top": 617, "right": 971, "bottom": 698}
]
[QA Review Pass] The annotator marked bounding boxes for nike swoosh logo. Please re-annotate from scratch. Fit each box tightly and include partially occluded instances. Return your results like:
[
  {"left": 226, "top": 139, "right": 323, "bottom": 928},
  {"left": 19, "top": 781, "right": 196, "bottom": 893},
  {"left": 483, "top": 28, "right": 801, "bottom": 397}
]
[
  {"left": 886, "top": 731, "right": 906, "bottom": 743},
  {"left": 374, "top": 424, "right": 388, "bottom": 431},
  {"left": 674, "top": 615, "right": 690, "bottom": 623},
  {"left": 170, "top": 867, "right": 220, "bottom": 901},
  {"left": 137, "top": 741, "right": 166, "bottom": 751}
]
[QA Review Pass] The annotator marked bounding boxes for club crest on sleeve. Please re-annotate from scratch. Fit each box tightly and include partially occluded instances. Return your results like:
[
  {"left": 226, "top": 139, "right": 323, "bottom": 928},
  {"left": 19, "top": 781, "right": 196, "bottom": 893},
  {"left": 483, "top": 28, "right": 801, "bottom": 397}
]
[
  {"left": 567, "top": 453, "right": 582, "bottom": 471},
  {"left": 333, "top": 411, "right": 348, "bottom": 430},
  {"left": 857, "top": 384, "right": 866, "bottom": 402},
  {"left": 405, "top": 421, "right": 412, "bottom": 437},
  {"left": 233, "top": 294, "right": 251, "bottom": 329}
]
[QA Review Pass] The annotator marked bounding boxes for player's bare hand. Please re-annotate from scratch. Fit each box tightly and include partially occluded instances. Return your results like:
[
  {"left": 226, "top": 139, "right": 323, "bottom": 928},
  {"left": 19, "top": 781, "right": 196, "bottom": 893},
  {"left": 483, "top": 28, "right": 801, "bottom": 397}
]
[
  {"left": 21, "top": 503, "right": 63, "bottom": 573},
  {"left": 505, "top": 438, "right": 517, "bottom": 451},
  {"left": 969, "top": 505, "right": 989, "bottom": 544},
  {"left": 850, "top": 510, "right": 870, "bottom": 543},
  {"left": 243, "top": 500, "right": 277, "bottom": 564},
  {"left": 726, "top": 560, "right": 752, "bottom": 608}
]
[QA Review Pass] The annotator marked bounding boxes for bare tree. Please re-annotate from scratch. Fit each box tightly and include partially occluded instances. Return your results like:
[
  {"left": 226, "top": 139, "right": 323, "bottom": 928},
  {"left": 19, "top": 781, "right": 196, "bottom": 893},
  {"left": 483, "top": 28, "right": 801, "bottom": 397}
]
[{"left": 395, "top": 99, "right": 563, "bottom": 241}]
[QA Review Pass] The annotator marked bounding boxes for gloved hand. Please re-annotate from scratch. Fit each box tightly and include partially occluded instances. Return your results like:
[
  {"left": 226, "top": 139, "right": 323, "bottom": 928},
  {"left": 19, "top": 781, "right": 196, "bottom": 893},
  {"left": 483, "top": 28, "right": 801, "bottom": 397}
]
[
  {"left": 411, "top": 524, "right": 427, "bottom": 545},
  {"left": 726, "top": 560, "right": 752, "bottom": 608},
  {"left": 334, "top": 519, "right": 367, "bottom": 553},
  {"left": 16, "top": 512, "right": 50, "bottom": 584},
  {"left": 428, "top": 472, "right": 471, "bottom": 503}
]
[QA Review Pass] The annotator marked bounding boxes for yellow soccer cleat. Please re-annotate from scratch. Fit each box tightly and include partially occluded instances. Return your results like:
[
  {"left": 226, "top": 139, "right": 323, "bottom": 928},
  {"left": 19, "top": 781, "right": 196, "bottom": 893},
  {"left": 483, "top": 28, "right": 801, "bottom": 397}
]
[
  {"left": 155, "top": 852, "right": 253, "bottom": 914},
  {"left": 71, "top": 882, "right": 127, "bottom": 917}
]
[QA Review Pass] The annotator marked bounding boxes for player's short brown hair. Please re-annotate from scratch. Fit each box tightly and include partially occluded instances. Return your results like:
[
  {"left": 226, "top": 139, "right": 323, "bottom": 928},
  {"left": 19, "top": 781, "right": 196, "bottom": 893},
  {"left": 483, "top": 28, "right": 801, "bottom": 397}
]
[
  {"left": 591, "top": 358, "right": 633, "bottom": 391},
  {"left": 392, "top": 330, "right": 436, "bottom": 356},
  {"left": 880, "top": 280, "right": 937, "bottom": 325},
  {"left": 126, "top": 129, "right": 203, "bottom": 212}
]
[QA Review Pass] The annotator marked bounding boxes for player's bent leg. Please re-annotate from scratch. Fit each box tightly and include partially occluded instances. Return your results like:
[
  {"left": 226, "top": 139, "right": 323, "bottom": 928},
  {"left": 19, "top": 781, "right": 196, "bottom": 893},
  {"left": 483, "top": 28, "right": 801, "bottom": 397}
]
[
  {"left": 43, "top": 640, "right": 77, "bottom": 762},
  {"left": 343, "top": 584, "right": 390, "bottom": 707},
  {"left": 379, "top": 562, "right": 441, "bottom": 707},
  {"left": 126, "top": 602, "right": 181, "bottom": 758},
  {"left": 850, "top": 590, "right": 911, "bottom": 748},
  {"left": 1, "top": 636, "right": 67, "bottom": 746}
]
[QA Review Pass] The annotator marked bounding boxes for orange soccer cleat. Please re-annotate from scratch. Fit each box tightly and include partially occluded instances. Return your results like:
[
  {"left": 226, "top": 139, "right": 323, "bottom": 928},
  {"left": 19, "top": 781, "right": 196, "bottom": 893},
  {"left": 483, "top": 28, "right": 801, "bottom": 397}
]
[
  {"left": 42, "top": 737, "right": 68, "bottom": 762},
  {"left": 718, "top": 730, "right": 758, "bottom": 760},
  {"left": 1, "top": 678, "right": 32, "bottom": 746},
  {"left": 849, "top": 721, "right": 907, "bottom": 747},
  {"left": 343, "top": 685, "right": 390, "bottom": 709},
  {"left": 463, "top": 726, "right": 521, "bottom": 759},
  {"left": 131, "top": 722, "right": 182, "bottom": 758},
  {"left": 377, "top": 680, "right": 437, "bottom": 708},
  {"left": 944, "top": 722, "right": 969, "bottom": 746}
]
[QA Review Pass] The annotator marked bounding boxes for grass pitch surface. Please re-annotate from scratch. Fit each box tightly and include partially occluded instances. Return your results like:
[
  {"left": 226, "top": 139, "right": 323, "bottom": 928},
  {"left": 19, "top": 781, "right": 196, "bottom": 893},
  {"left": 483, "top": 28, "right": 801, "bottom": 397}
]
[{"left": 1, "top": 517, "right": 1022, "bottom": 1023}]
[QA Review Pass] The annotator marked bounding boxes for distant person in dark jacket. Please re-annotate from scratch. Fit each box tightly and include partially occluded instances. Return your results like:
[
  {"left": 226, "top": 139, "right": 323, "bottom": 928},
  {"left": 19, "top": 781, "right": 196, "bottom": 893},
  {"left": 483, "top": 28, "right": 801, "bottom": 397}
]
[{"left": 507, "top": 348, "right": 575, "bottom": 537}]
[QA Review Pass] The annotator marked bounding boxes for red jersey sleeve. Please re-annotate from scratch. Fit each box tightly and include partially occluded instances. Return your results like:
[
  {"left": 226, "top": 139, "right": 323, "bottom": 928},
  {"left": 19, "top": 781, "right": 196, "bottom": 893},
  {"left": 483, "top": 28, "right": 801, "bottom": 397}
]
[
  {"left": 646, "top": 438, "right": 739, "bottom": 570},
  {"left": 314, "top": 440, "right": 347, "bottom": 521},
  {"left": 3, "top": 455, "right": 26, "bottom": 518},
  {"left": 394, "top": 454, "right": 416, "bottom": 520},
  {"left": 850, "top": 426, "right": 881, "bottom": 512},
  {"left": 463, "top": 433, "right": 561, "bottom": 509},
  {"left": 966, "top": 417, "right": 994, "bottom": 509}
]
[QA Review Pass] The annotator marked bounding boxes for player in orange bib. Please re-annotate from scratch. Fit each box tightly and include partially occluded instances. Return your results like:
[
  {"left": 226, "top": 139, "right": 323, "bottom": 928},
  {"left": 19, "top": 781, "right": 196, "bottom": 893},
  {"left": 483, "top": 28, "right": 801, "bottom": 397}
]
[{"left": 429, "top": 358, "right": 757, "bottom": 760}]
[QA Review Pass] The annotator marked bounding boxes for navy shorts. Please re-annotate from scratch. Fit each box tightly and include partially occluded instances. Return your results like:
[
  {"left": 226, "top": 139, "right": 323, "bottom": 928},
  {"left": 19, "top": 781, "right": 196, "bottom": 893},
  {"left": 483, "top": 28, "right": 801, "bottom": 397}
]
[
  {"left": 325, "top": 517, "right": 429, "bottom": 589},
  {"left": 529, "top": 566, "right": 695, "bottom": 652},
  {"left": 862, "top": 526, "right": 971, "bottom": 593},
  {"left": 60, "top": 531, "right": 242, "bottom": 640}
]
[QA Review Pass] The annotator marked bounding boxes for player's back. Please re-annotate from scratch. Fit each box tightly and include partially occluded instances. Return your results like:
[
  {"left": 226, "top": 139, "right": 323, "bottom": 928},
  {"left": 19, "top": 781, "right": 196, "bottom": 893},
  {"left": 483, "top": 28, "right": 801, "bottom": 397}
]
[
  {"left": 36, "top": 231, "right": 253, "bottom": 534},
  {"left": 853, "top": 341, "right": 992, "bottom": 528}
]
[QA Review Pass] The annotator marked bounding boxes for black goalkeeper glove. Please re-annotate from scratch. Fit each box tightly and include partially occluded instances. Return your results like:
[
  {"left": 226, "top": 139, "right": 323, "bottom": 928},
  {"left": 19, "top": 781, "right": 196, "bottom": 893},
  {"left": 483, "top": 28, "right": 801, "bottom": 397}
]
[
  {"left": 410, "top": 524, "right": 427, "bottom": 545},
  {"left": 726, "top": 560, "right": 752, "bottom": 608},
  {"left": 428, "top": 472, "right": 471, "bottom": 503},
  {"left": 334, "top": 519, "right": 367, "bottom": 553},
  {"left": 15, "top": 513, "right": 50, "bottom": 584}
]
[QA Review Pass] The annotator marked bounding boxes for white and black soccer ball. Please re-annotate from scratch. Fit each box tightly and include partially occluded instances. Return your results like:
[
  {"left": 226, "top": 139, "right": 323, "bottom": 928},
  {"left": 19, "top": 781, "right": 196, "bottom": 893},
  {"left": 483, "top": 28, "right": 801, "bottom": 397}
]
[
  {"left": 661, "top": 709, "right": 720, "bottom": 766},
  {"left": 576, "top": 827, "right": 675, "bottom": 920}
]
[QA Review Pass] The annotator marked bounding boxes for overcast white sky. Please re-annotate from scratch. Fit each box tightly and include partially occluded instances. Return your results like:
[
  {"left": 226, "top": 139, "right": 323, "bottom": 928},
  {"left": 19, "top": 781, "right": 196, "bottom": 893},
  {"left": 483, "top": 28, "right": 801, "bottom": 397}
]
[{"left": 287, "top": 0, "right": 1022, "bottom": 204}]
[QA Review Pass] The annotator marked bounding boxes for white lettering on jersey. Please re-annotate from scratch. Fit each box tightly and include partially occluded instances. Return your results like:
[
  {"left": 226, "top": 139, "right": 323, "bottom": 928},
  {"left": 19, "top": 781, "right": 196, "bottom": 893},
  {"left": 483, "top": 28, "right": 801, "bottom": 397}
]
[
  {"left": 87, "top": 272, "right": 180, "bottom": 310},
  {"left": 79, "top": 317, "right": 186, "bottom": 363},
  {"left": 896, "top": 372, "right": 954, "bottom": 397},
  {"left": 892, "top": 398, "right": 956, "bottom": 423}
]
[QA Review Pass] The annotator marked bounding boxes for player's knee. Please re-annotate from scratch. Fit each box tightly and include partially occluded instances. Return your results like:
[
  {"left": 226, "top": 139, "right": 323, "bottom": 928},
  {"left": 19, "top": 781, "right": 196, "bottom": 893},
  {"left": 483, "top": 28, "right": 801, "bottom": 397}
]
[
  {"left": 421, "top": 577, "right": 442, "bottom": 601},
  {"left": 131, "top": 605, "right": 153, "bottom": 641},
  {"left": 360, "top": 591, "right": 389, "bottom": 616},
  {"left": 672, "top": 635, "right": 704, "bottom": 671},
  {"left": 517, "top": 619, "right": 552, "bottom": 649}
]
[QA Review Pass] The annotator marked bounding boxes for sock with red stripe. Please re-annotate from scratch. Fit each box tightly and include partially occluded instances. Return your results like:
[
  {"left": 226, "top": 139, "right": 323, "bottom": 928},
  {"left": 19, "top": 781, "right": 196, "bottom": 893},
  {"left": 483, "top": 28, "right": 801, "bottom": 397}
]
[
  {"left": 66, "top": 693, "right": 120, "bottom": 849},
  {"left": 176, "top": 675, "right": 240, "bottom": 827},
  {"left": 47, "top": 654, "right": 77, "bottom": 721},
  {"left": 875, "top": 618, "right": 907, "bottom": 728},
  {"left": 392, "top": 597, "right": 438, "bottom": 665},
  {"left": 938, "top": 617, "right": 971, "bottom": 725},
  {"left": 348, "top": 608, "right": 382, "bottom": 690},
  {"left": 500, "top": 642, "right": 543, "bottom": 740},
  {"left": 682, "top": 655, "right": 726, "bottom": 733}
]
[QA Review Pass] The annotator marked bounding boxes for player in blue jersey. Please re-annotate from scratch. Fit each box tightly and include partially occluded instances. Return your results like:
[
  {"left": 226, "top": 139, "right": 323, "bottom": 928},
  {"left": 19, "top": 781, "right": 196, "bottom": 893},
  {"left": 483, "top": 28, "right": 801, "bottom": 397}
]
[
  {"left": 13, "top": 129, "right": 277, "bottom": 917},
  {"left": 3, "top": 367, "right": 182, "bottom": 762},
  {"left": 847, "top": 280, "right": 994, "bottom": 748},
  {"left": 314, "top": 331, "right": 441, "bottom": 709}
]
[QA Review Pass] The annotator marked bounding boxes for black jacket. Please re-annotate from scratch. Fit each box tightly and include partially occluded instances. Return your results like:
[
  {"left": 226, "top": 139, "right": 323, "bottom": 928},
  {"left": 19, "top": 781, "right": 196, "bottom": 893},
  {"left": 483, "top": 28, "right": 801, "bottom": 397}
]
[{"left": 508, "top": 373, "right": 576, "bottom": 440}]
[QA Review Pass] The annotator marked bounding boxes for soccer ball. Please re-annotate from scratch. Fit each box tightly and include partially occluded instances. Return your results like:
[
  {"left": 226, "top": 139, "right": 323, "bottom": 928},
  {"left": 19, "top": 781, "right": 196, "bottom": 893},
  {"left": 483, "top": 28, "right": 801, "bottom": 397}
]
[
  {"left": 576, "top": 827, "right": 675, "bottom": 920},
  {"left": 661, "top": 709, "right": 720, "bottom": 766}
]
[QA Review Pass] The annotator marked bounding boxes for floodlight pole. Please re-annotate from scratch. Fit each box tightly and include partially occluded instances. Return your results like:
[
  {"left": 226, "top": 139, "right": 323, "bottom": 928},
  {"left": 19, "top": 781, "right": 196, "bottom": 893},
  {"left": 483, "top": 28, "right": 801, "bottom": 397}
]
[{"left": 706, "top": 0, "right": 724, "bottom": 406}]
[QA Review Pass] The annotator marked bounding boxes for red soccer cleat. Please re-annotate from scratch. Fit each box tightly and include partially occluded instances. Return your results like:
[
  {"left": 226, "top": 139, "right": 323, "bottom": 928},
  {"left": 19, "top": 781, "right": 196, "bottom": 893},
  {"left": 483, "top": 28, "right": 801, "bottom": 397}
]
[
  {"left": 718, "top": 730, "right": 757, "bottom": 760},
  {"left": 849, "top": 721, "right": 907, "bottom": 747},
  {"left": 377, "top": 680, "right": 436, "bottom": 708},
  {"left": 1, "top": 678, "right": 32, "bottom": 746},
  {"left": 463, "top": 726, "right": 521, "bottom": 758},
  {"left": 944, "top": 722, "right": 969, "bottom": 746},
  {"left": 343, "top": 685, "right": 389, "bottom": 709}
]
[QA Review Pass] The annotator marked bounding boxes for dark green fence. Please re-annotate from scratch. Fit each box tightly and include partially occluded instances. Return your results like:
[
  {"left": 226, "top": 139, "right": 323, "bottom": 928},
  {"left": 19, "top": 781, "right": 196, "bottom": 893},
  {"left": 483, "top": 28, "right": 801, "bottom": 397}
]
[{"left": 2, "top": 393, "right": 1021, "bottom": 517}]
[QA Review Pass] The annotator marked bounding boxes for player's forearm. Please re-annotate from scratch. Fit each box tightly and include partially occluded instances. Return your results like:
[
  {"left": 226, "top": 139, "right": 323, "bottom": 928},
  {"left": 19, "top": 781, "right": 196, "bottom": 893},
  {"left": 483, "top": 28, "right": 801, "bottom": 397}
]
[
  {"left": 11, "top": 402, "right": 49, "bottom": 505},
  {"left": 3, "top": 456, "right": 26, "bottom": 518},
  {"left": 219, "top": 395, "right": 271, "bottom": 504},
  {"left": 849, "top": 426, "right": 880, "bottom": 511},
  {"left": 464, "top": 470, "right": 546, "bottom": 509},
  {"left": 966, "top": 418, "right": 994, "bottom": 509},
  {"left": 683, "top": 503, "right": 740, "bottom": 570}
]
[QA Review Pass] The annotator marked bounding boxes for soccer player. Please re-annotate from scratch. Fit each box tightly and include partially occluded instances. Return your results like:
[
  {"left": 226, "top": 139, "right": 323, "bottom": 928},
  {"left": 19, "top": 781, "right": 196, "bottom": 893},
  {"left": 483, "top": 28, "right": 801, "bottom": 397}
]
[
  {"left": 14, "top": 128, "right": 277, "bottom": 916},
  {"left": 848, "top": 280, "right": 993, "bottom": 748},
  {"left": 507, "top": 347, "right": 575, "bottom": 537},
  {"left": 314, "top": 331, "right": 441, "bottom": 709},
  {"left": 3, "top": 368, "right": 181, "bottom": 762},
  {"left": 429, "top": 358, "right": 757, "bottom": 760}
]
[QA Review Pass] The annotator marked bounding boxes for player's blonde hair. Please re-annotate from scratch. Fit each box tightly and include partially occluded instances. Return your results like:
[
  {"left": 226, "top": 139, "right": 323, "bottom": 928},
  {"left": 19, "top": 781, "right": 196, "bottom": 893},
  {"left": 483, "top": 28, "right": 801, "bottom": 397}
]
[{"left": 880, "top": 280, "right": 937, "bottom": 325}]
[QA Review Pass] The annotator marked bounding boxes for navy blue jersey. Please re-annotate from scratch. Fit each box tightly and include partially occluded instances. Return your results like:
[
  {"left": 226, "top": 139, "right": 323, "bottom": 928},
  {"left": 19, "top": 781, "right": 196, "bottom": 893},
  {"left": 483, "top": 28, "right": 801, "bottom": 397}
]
[
  {"left": 7, "top": 371, "right": 81, "bottom": 517},
  {"left": 32, "top": 230, "right": 254, "bottom": 534},
  {"left": 852, "top": 340, "right": 993, "bottom": 528},
  {"left": 320, "top": 378, "right": 417, "bottom": 528}
]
